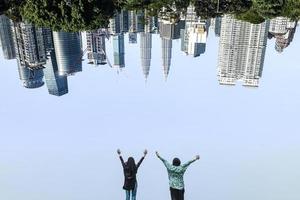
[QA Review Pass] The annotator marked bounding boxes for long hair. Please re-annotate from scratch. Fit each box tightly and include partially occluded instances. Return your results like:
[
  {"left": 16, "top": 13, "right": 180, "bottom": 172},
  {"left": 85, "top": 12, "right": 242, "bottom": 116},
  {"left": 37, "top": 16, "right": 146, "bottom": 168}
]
[{"left": 125, "top": 157, "right": 137, "bottom": 178}]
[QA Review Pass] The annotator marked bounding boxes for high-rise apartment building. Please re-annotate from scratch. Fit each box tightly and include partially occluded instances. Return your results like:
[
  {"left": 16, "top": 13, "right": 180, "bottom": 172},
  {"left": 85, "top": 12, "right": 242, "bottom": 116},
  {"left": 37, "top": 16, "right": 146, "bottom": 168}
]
[
  {"left": 269, "top": 17, "right": 298, "bottom": 53},
  {"left": 218, "top": 15, "right": 269, "bottom": 87}
]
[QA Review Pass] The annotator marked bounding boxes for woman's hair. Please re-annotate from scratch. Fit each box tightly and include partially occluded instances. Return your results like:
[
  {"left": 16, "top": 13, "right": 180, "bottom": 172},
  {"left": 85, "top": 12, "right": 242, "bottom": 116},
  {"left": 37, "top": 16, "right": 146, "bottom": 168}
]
[
  {"left": 173, "top": 158, "right": 181, "bottom": 166},
  {"left": 126, "top": 157, "right": 137, "bottom": 175}
]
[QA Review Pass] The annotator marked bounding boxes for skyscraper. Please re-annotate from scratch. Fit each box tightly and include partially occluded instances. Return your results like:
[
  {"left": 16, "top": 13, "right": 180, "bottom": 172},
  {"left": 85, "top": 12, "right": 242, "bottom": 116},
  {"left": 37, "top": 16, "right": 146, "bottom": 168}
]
[
  {"left": 269, "top": 17, "right": 298, "bottom": 53},
  {"left": 136, "top": 11, "right": 145, "bottom": 33},
  {"left": 12, "top": 22, "right": 47, "bottom": 69},
  {"left": 52, "top": 31, "right": 82, "bottom": 76},
  {"left": 86, "top": 29, "right": 107, "bottom": 65},
  {"left": 181, "top": 6, "right": 207, "bottom": 57},
  {"left": 44, "top": 49, "right": 68, "bottom": 96},
  {"left": 161, "top": 38, "right": 172, "bottom": 80},
  {"left": 129, "top": 32, "right": 137, "bottom": 44},
  {"left": 17, "top": 60, "right": 44, "bottom": 89},
  {"left": 0, "top": 15, "right": 15, "bottom": 59},
  {"left": 140, "top": 32, "right": 152, "bottom": 80},
  {"left": 209, "top": 17, "right": 222, "bottom": 37},
  {"left": 218, "top": 15, "right": 269, "bottom": 87},
  {"left": 159, "top": 20, "right": 183, "bottom": 40},
  {"left": 120, "top": 10, "right": 129, "bottom": 33},
  {"left": 110, "top": 10, "right": 129, "bottom": 35},
  {"left": 113, "top": 34, "right": 125, "bottom": 69}
]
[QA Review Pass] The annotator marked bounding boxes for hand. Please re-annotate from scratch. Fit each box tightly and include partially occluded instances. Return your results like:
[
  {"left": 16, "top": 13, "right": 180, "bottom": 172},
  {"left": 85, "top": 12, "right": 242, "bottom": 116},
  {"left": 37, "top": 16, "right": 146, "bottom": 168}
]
[
  {"left": 143, "top": 149, "right": 148, "bottom": 156},
  {"left": 195, "top": 155, "right": 200, "bottom": 160},
  {"left": 156, "top": 151, "right": 160, "bottom": 157},
  {"left": 117, "top": 149, "right": 121, "bottom": 155}
]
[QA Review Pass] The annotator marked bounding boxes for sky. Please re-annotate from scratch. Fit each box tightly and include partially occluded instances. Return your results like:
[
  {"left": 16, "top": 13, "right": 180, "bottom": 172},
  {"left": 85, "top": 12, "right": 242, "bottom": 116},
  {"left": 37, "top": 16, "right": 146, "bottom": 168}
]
[{"left": 0, "top": 30, "right": 300, "bottom": 200}]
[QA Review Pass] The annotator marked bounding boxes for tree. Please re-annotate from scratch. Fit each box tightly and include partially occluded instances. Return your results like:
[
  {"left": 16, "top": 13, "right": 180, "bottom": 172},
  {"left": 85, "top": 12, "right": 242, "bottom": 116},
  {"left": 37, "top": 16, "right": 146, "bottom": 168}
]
[
  {"left": 253, "top": 0, "right": 285, "bottom": 18},
  {"left": 21, "top": 0, "right": 117, "bottom": 32}
]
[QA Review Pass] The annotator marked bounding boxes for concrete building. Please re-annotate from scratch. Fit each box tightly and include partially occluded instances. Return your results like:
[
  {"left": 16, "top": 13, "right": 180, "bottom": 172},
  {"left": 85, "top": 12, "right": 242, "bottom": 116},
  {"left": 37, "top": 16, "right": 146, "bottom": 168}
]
[
  {"left": 110, "top": 10, "right": 129, "bottom": 35},
  {"left": 12, "top": 22, "right": 47, "bottom": 69},
  {"left": 86, "top": 29, "right": 107, "bottom": 65},
  {"left": 181, "top": 6, "right": 208, "bottom": 57},
  {"left": 0, "top": 15, "right": 15, "bottom": 59},
  {"left": 269, "top": 17, "right": 298, "bottom": 53},
  {"left": 159, "top": 20, "right": 184, "bottom": 40},
  {"left": 217, "top": 15, "right": 269, "bottom": 87}
]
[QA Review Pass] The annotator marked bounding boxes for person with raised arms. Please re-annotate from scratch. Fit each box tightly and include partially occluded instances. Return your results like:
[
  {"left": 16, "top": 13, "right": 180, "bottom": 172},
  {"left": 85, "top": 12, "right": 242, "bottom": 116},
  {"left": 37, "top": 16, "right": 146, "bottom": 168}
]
[
  {"left": 156, "top": 151, "right": 200, "bottom": 200},
  {"left": 117, "top": 149, "right": 147, "bottom": 200}
]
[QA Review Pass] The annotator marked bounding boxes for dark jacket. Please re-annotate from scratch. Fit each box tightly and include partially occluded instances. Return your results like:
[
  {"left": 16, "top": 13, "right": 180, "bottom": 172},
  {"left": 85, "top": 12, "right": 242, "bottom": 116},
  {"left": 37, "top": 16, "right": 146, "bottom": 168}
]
[{"left": 119, "top": 156, "right": 145, "bottom": 190}]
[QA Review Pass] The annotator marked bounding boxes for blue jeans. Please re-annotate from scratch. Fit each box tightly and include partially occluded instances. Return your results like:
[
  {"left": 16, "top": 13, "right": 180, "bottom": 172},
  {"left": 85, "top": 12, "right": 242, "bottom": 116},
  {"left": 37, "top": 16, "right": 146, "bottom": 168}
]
[{"left": 126, "top": 183, "right": 137, "bottom": 200}]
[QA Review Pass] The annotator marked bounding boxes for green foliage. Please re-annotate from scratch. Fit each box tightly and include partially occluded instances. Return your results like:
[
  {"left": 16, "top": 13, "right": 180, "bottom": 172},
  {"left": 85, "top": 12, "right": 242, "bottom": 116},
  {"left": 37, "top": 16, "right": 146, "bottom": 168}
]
[
  {"left": 282, "top": 0, "right": 300, "bottom": 20},
  {"left": 193, "top": 0, "right": 252, "bottom": 18},
  {"left": 252, "top": 0, "right": 285, "bottom": 18},
  {"left": 21, "top": 0, "right": 117, "bottom": 32},
  {"left": 235, "top": 8, "right": 266, "bottom": 24},
  {"left": 3, "top": 0, "right": 24, "bottom": 21},
  {"left": 2, "top": 0, "right": 300, "bottom": 31}
]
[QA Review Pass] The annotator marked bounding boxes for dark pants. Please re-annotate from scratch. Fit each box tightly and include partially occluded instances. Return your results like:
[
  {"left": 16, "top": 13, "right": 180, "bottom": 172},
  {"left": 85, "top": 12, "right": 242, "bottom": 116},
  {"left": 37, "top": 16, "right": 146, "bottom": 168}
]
[{"left": 170, "top": 187, "right": 185, "bottom": 200}]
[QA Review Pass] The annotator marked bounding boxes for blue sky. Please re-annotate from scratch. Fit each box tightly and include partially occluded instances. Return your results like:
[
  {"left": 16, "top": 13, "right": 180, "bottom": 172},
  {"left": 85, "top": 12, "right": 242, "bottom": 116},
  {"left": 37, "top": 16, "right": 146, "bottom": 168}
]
[{"left": 0, "top": 30, "right": 299, "bottom": 200}]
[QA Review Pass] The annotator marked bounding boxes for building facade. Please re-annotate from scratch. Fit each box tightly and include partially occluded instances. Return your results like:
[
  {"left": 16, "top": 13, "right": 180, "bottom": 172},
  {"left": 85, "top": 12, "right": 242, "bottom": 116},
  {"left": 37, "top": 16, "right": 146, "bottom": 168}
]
[{"left": 218, "top": 15, "right": 269, "bottom": 87}]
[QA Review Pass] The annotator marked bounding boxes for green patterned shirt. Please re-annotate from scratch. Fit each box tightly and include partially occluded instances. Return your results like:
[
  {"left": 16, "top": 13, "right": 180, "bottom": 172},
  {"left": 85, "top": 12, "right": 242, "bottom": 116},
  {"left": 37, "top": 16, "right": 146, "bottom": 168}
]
[{"left": 158, "top": 156, "right": 196, "bottom": 190}]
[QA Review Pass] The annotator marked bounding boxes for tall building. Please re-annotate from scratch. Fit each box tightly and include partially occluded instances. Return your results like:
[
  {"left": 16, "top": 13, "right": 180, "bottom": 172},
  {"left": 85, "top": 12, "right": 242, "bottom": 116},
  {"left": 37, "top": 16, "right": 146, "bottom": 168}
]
[
  {"left": 129, "top": 11, "right": 137, "bottom": 33},
  {"left": 217, "top": 15, "right": 269, "bottom": 87},
  {"left": 136, "top": 11, "right": 145, "bottom": 33},
  {"left": 120, "top": 10, "right": 129, "bottom": 33},
  {"left": 210, "top": 17, "right": 222, "bottom": 37},
  {"left": 86, "top": 29, "right": 107, "bottom": 65},
  {"left": 0, "top": 15, "right": 15, "bottom": 59},
  {"left": 129, "top": 32, "right": 137, "bottom": 44},
  {"left": 159, "top": 20, "right": 184, "bottom": 40},
  {"left": 140, "top": 33, "right": 152, "bottom": 80},
  {"left": 269, "top": 17, "right": 297, "bottom": 53},
  {"left": 52, "top": 31, "right": 82, "bottom": 76},
  {"left": 113, "top": 34, "right": 125, "bottom": 69},
  {"left": 181, "top": 6, "right": 207, "bottom": 57},
  {"left": 161, "top": 38, "right": 172, "bottom": 80},
  {"left": 110, "top": 10, "right": 129, "bottom": 35},
  {"left": 44, "top": 49, "right": 68, "bottom": 96},
  {"left": 12, "top": 22, "right": 47, "bottom": 69},
  {"left": 144, "top": 11, "right": 158, "bottom": 33},
  {"left": 17, "top": 60, "right": 44, "bottom": 89},
  {"left": 42, "top": 28, "right": 54, "bottom": 52}
]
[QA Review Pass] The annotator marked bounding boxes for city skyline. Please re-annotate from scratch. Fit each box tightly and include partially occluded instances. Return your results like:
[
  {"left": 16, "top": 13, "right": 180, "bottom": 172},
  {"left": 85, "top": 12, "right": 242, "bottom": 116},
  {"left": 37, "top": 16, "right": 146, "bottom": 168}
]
[{"left": 0, "top": 12, "right": 298, "bottom": 95}]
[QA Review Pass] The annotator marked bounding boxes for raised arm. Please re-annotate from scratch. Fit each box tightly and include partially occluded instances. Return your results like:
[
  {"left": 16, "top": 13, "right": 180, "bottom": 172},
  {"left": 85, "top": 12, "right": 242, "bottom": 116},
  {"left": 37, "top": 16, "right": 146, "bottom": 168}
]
[
  {"left": 182, "top": 155, "right": 200, "bottom": 169},
  {"left": 117, "top": 149, "right": 125, "bottom": 168},
  {"left": 156, "top": 151, "right": 171, "bottom": 169},
  {"left": 156, "top": 151, "right": 165, "bottom": 162},
  {"left": 137, "top": 149, "right": 148, "bottom": 169}
]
